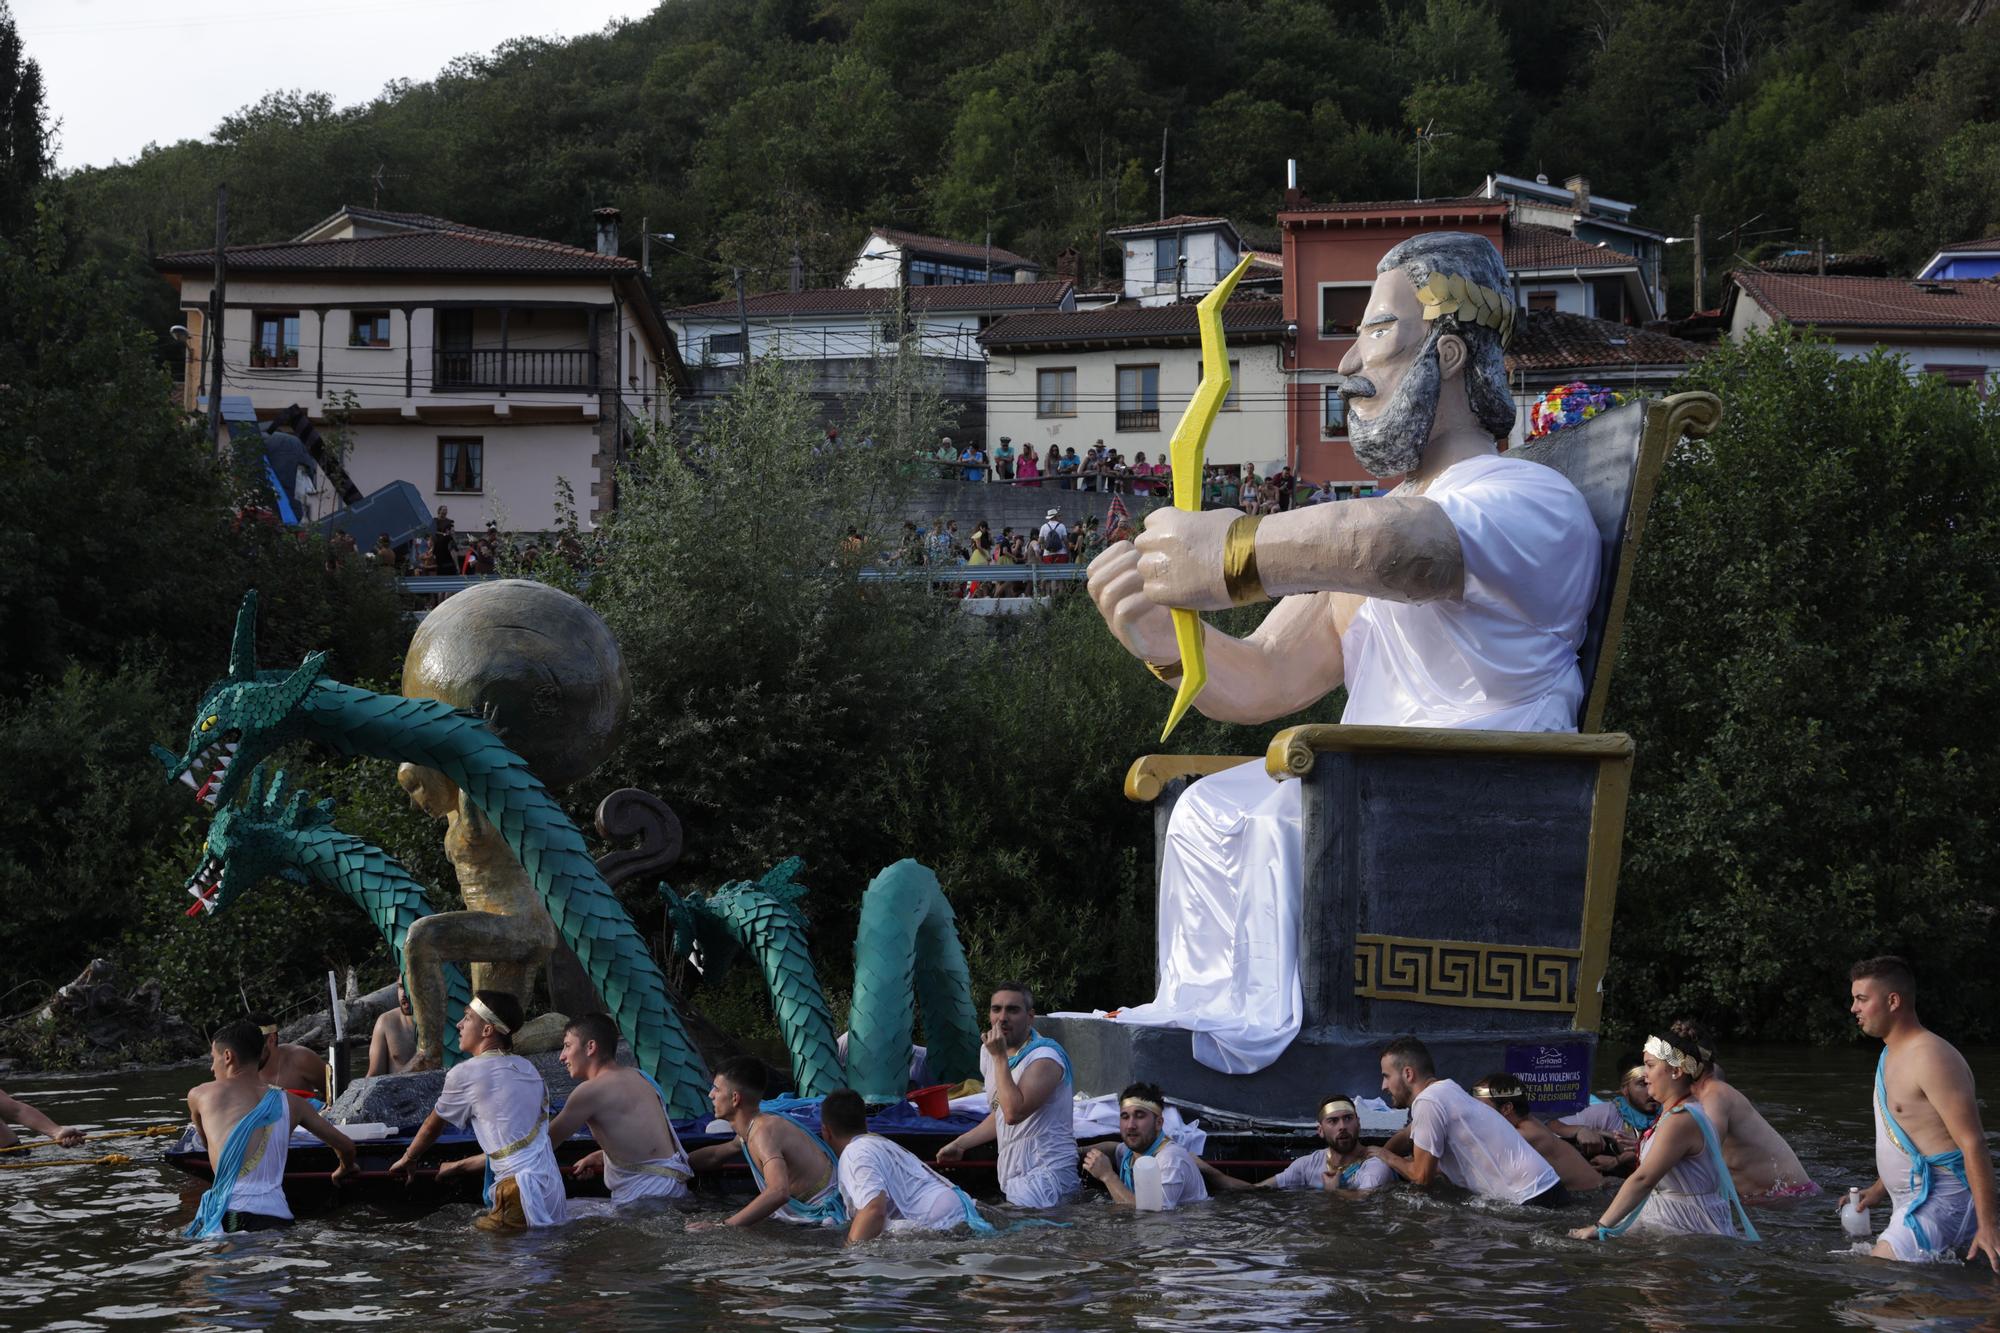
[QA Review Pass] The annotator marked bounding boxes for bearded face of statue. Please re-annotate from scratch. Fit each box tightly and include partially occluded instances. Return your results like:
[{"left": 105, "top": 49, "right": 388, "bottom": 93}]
[{"left": 1336, "top": 268, "right": 1450, "bottom": 479}]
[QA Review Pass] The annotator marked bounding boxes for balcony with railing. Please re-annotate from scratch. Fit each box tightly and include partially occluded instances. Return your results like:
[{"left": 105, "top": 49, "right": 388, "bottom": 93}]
[
  {"left": 432, "top": 347, "right": 596, "bottom": 391},
  {"left": 1116, "top": 408, "right": 1160, "bottom": 431}
]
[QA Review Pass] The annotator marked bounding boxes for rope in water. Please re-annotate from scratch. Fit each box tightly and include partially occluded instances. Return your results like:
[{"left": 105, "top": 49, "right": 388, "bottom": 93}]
[
  {"left": 0, "top": 1124, "right": 183, "bottom": 1155},
  {"left": 0, "top": 1152, "right": 133, "bottom": 1170}
]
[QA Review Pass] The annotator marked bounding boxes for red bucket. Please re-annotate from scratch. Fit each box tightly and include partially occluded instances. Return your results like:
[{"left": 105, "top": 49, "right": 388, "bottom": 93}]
[{"left": 909, "top": 1084, "right": 952, "bottom": 1118}]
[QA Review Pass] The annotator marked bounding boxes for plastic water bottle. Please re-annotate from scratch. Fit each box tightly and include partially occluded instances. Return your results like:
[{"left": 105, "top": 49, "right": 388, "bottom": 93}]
[
  {"left": 1133, "top": 1154, "right": 1167, "bottom": 1211},
  {"left": 1841, "top": 1187, "right": 1872, "bottom": 1239}
]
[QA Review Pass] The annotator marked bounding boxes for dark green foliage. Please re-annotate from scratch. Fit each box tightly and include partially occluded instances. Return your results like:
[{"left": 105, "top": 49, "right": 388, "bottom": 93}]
[
  {"left": 0, "top": 1, "right": 49, "bottom": 240},
  {"left": 1607, "top": 330, "right": 2000, "bottom": 1042}
]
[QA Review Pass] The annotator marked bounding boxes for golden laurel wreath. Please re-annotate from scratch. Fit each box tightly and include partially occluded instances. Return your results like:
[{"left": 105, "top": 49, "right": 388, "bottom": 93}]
[{"left": 1414, "top": 272, "right": 1516, "bottom": 346}]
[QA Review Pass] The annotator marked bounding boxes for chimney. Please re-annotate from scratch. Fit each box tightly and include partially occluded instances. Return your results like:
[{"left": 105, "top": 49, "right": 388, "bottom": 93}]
[
  {"left": 1565, "top": 175, "right": 1591, "bottom": 218},
  {"left": 593, "top": 207, "right": 621, "bottom": 257},
  {"left": 1283, "top": 158, "right": 1304, "bottom": 210},
  {"left": 1055, "top": 246, "right": 1079, "bottom": 281}
]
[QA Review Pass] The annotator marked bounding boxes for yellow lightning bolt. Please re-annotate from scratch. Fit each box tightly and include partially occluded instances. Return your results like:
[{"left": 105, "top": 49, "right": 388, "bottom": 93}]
[{"left": 1161, "top": 252, "right": 1258, "bottom": 741}]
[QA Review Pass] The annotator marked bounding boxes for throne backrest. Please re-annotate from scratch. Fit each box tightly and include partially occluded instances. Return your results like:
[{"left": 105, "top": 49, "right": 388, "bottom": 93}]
[{"left": 1509, "top": 394, "right": 1701, "bottom": 733}]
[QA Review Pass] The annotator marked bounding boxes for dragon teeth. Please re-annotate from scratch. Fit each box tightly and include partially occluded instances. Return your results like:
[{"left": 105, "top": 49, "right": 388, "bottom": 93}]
[{"left": 178, "top": 771, "right": 199, "bottom": 790}]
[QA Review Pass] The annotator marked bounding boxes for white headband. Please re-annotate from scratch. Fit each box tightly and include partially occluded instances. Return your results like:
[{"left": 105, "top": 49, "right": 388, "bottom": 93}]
[
  {"left": 1318, "top": 1098, "right": 1357, "bottom": 1119},
  {"left": 1644, "top": 1035, "right": 1702, "bottom": 1078},
  {"left": 1120, "top": 1097, "right": 1164, "bottom": 1116},
  {"left": 469, "top": 996, "right": 513, "bottom": 1035}
]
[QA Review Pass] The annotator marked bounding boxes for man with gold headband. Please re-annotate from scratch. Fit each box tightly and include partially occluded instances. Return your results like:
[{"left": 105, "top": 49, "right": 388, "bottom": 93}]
[
  {"left": 1087, "top": 233, "right": 1599, "bottom": 1074},
  {"left": 1471, "top": 1072, "right": 1606, "bottom": 1194},
  {"left": 246, "top": 1010, "right": 329, "bottom": 1103},
  {"left": 1081, "top": 1082, "right": 1209, "bottom": 1208},
  {"left": 1570, "top": 1030, "right": 1757, "bottom": 1242},
  {"left": 1202, "top": 1094, "right": 1392, "bottom": 1193},
  {"left": 387, "top": 991, "right": 569, "bottom": 1230}
]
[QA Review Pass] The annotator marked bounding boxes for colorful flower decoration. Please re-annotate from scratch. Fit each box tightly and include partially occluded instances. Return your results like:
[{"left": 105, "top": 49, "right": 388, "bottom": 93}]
[{"left": 1527, "top": 381, "right": 1629, "bottom": 441}]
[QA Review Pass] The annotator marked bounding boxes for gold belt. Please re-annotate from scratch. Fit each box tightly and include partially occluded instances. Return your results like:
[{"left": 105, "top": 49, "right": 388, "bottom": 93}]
[{"left": 489, "top": 1110, "right": 549, "bottom": 1163}]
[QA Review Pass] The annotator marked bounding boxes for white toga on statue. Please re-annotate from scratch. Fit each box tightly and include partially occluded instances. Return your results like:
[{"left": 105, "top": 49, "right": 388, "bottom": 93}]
[{"left": 1075, "top": 455, "right": 1599, "bottom": 1073}]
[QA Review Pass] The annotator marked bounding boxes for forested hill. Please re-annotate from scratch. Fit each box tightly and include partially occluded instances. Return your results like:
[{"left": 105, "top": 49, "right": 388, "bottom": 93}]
[{"left": 62, "top": 0, "right": 2000, "bottom": 313}]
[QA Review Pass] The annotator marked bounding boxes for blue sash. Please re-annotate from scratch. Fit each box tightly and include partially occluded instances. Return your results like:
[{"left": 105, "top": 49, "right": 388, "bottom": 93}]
[
  {"left": 1614, "top": 1096, "right": 1656, "bottom": 1136},
  {"left": 1007, "top": 1032, "right": 1071, "bottom": 1077},
  {"left": 1116, "top": 1133, "right": 1168, "bottom": 1191},
  {"left": 1597, "top": 1102, "right": 1758, "bottom": 1241},
  {"left": 186, "top": 1087, "right": 289, "bottom": 1238},
  {"left": 1876, "top": 1049, "right": 1969, "bottom": 1253},
  {"left": 1336, "top": 1155, "right": 1367, "bottom": 1189},
  {"left": 742, "top": 1122, "right": 849, "bottom": 1225}
]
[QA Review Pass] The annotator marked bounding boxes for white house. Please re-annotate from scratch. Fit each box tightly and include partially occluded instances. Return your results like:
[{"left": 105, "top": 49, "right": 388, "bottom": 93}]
[
  {"left": 667, "top": 281, "right": 1075, "bottom": 368},
  {"left": 159, "top": 205, "right": 679, "bottom": 530},
  {"left": 1503, "top": 220, "right": 1657, "bottom": 326},
  {"left": 1103, "top": 215, "right": 1282, "bottom": 307},
  {"left": 846, "top": 226, "right": 1041, "bottom": 288},
  {"left": 1483, "top": 172, "right": 1667, "bottom": 317},
  {"left": 978, "top": 299, "right": 1288, "bottom": 471},
  {"left": 1723, "top": 269, "right": 2000, "bottom": 396}
]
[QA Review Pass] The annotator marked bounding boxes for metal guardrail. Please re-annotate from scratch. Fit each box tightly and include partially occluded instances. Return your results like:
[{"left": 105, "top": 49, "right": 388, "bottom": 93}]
[{"left": 859, "top": 563, "right": 1088, "bottom": 589}]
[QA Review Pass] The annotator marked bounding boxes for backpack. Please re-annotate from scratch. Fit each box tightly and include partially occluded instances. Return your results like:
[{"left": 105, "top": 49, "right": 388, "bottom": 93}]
[{"left": 1040, "top": 522, "right": 1066, "bottom": 555}]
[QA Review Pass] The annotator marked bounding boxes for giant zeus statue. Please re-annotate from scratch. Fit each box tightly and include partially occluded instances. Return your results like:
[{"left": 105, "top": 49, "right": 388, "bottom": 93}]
[{"left": 1086, "top": 231, "right": 1600, "bottom": 1072}]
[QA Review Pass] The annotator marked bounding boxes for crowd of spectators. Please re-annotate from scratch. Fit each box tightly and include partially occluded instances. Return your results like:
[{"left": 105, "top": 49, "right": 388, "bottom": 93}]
[
  {"left": 923, "top": 435, "right": 1372, "bottom": 508},
  {"left": 323, "top": 503, "right": 592, "bottom": 580}
]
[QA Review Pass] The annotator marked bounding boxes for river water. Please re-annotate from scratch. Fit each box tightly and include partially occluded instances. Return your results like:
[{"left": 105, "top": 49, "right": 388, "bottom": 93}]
[{"left": 3, "top": 1045, "right": 1996, "bottom": 1331}]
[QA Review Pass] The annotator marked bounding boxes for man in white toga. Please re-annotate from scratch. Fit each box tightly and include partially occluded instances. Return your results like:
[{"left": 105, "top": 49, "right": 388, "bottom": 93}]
[
  {"left": 1085, "top": 232, "right": 1599, "bottom": 1073},
  {"left": 935, "top": 982, "right": 1079, "bottom": 1208}
]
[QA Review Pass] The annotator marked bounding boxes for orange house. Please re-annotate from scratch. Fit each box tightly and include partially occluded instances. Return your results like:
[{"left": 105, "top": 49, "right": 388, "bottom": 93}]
[{"left": 1280, "top": 196, "right": 1506, "bottom": 485}]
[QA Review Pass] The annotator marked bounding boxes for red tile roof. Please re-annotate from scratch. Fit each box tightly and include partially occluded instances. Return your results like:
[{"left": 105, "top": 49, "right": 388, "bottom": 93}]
[
  {"left": 158, "top": 215, "right": 636, "bottom": 274},
  {"left": 1732, "top": 270, "right": 2000, "bottom": 330},
  {"left": 870, "top": 227, "right": 1036, "bottom": 269},
  {"left": 668, "top": 280, "right": 1074, "bottom": 320},
  {"left": 978, "top": 299, "right": 1287, "bottom": 350},
  {"left": 1938, "top": 234, "right": 2000, "bottom": 253},
  {"left": 1106, "top": 214, "right": 1233, "bottom": 236},
  {"left": 1504, "top": 221, "right": 1638, "bottom": 271},
  {"left": 1504, "top": 310, "right": 1704, "bottom": 373}
]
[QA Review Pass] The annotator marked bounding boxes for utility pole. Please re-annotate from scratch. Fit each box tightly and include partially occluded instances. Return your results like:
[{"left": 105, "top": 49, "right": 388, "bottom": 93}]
[
  {"left": 207, "top": 183, "right": 228, "bottom": 448},
  {"left": 1157, "top": 126, "right": 1167, "bottom": 219},
  {"left": 984, "top": 225, "right": 992, "bottom": 281},
  {"left": 1690, "top": 212, "right": 1705, "bottom": 316},
  {"left": 641, "top": 216, "right": 649, "bottom": 277},
  {"left": 732, "top": 266, "right": 751, "bottom": 367},
  {"left": 1815, "top": 236, "right": 1826, "bottom": 277}
]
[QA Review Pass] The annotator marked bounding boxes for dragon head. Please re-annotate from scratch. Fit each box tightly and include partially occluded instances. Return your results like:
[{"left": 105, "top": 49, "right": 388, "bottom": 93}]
[
  {"left": 184, "top": 764, "right": 332, "bottom": 917},
  {"left": 154, "top": 591, "right": 328, "bottom": 811}
]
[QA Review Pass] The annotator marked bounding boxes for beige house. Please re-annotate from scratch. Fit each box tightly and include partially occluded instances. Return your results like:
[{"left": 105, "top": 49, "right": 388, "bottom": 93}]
[
  {"left": 158, "top": 205, "right": 682, "bottom": 530},
  {"left": 978, "top": 301, "right": 1288, "bottom": 472}
]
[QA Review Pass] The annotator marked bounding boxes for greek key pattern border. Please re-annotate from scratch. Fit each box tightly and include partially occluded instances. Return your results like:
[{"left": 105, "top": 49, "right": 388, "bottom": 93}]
[{"left": 1353, "top": 934, "right": 1580, "bottom": 1013}]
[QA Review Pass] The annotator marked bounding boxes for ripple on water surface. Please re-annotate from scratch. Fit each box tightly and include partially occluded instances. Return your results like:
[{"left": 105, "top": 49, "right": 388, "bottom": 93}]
[{"left": 4, "top": 1051, "right": 1999, "bottom": 1331}]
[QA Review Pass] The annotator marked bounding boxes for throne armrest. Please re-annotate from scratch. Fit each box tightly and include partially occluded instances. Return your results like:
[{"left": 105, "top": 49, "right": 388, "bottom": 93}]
[
  {"left": 1123, "top": 754, "right": 1259, "bottom": 803},
  {"left": 1263, "top": 724, "right": 1633, "bottom": 779}
]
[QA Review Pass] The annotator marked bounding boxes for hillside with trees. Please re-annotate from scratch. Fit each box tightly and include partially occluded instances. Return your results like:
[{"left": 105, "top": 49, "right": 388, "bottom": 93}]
[{"left": 56, "top": 0, "right": 2000, "bottom": 321}]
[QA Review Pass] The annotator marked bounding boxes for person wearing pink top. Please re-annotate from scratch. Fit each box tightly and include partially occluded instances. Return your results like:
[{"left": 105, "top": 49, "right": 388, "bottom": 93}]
[{"left": 1017, "top": 444, "right": 1041, "bottom": 487}]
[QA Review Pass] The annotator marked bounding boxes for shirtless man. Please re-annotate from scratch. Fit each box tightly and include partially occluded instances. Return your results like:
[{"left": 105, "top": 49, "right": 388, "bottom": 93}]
[
  {"left": 0, "top": 1087, "right": 83, "bottom": 1150},
  {"left": 186, "top": 1019, "right": 356, "bottom": 1235},
  {"left": 1671, "top": 1019, "right": 1817, "bottom": 1201},
  {"left": 366, "top": 985, "right": 416, "bottom": 1077},
  {"left": 1550, "top": 1056, "right": 1656, "bottom": 1174},
  {"left": 247, "top": 1011, "right": 329, "bottom": 1101},
  {"left": 934, "top": 982, "right": 1079, "bottom": 1208},
  {"left": 687, "top": 1056, "right": 846, "bottom": 1227},
  {"left": 547, "top": 1012, "right": 690, "bottom": 1208},
  {"left": 1472, "top": 1071, "right": 1605, "bottom": 1194},
  {"left": 1080, "top": 1083, "right": 1209, "bottom": 1208},
  {"left": 1848, "top": 955, "right": 1999, "bottom": 1270},
  {"left": 1201, "top": 1094, "right": 1392, "bottom": 1194}
]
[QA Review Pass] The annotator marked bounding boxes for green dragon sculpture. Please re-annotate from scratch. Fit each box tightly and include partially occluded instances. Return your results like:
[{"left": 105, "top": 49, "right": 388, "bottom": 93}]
[
  {"left": 160, "top": 591, "right": 710, "bottom": 1115},
  {"left": 666, "top": 858, "right": 983, "bottom": 1103},
  {"left": 184, "top": 764, "right": 471, "bottom": 1066}
]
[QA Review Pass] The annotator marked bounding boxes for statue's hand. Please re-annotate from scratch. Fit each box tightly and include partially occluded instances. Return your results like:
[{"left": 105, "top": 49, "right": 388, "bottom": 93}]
[
  {"left": 1086, "top": 542, "right": 1179, "bottom": 666},
  {"left": 1135, "top": 507, "right": 1243, "bottom": 613}
]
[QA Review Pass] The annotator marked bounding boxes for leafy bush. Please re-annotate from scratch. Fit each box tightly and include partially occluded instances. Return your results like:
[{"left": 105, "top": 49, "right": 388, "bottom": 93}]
[{"left": 1607, "top": 329, "right": 2000, "bottom": 1042}]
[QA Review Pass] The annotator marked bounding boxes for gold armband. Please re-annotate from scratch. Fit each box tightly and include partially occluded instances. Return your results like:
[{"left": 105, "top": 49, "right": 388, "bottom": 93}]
[
  {"left": 1145, "top": 659, "right": 1183, "bottom": 683},
  {"left": 1222, "top": 515, "right": 1267, "bottom": 606}
]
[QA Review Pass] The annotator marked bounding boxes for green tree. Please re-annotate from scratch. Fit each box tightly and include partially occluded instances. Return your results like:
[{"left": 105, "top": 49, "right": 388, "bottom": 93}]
[
  {"left": 0, "top": 0, "right": 51, "bottom": 239},
  {"left": 1608, "top": 330, "right": 2000, "bottom": 1042}
]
